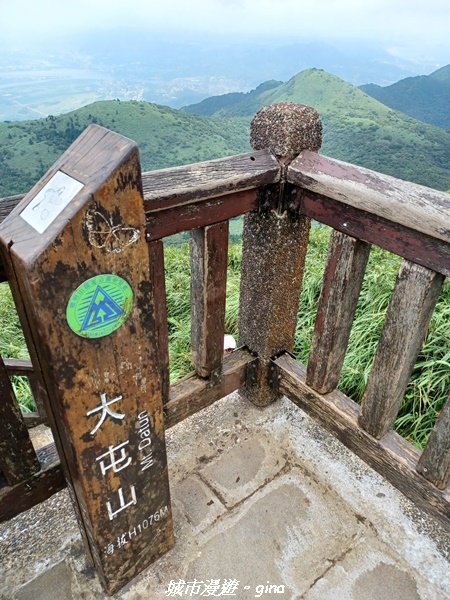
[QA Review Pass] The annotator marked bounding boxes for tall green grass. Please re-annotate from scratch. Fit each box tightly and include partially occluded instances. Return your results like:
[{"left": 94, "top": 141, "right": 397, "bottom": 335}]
[
  {"left": 1, "top": 227, "right": 448, "bottom": 448},
  {"left": 290, "top": 226, "right": 448, "bottom": 448},
  {"left": 0, "top": 282, "right": 33, "bottom": 411}
]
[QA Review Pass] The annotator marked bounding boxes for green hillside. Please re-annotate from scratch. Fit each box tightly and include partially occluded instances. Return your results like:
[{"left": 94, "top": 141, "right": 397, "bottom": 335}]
[
  {"left": 185, "top": 69, "right": 450, "bottom": 191},
  {"left": 360, "top": 65, "right": 450, "bottom": 130},
  {"left": 1, "top": 69, "right": 450, "bottom": 197},
  {"left": 0, "top": 100, "right": 250, "bottom": 197}
]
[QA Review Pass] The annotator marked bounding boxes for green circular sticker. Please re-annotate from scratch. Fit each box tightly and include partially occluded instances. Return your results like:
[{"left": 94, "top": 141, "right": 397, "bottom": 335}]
[{"left": 66, "top": 274, "right": 133, "bottom": 338}]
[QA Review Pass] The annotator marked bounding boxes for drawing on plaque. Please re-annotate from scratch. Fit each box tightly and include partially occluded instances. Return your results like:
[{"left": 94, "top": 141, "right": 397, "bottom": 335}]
[
  {"left": 66, "top": 274, "right": 133, "bottom": 338},
  {"left": 20, "top": 171, "right": 84, "bottom": 234}
]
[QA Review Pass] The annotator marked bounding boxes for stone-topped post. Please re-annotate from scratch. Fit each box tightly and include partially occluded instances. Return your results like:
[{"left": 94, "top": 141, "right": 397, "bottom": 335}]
[{"left": 238, "top": 103, "right": 322, "bottom": 406}]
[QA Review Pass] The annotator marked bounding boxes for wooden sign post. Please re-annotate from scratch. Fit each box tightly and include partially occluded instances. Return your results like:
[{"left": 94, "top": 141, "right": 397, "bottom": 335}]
[{"left": 0, "top": 125, "right": 174, "bottom": 594}]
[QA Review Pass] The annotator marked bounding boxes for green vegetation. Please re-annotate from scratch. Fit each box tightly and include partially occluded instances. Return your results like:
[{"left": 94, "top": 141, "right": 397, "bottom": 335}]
[
  {"left": 1, "top": 68, "right": 450, "bottom": 198},
  {"left": 1, "top": 67, "right": 449, "bottom": 451},
  {"left": 0, "top": 100, "right": 249, "bottom": 196},
  {"left": 185, "top": 68, "right": 450, "bottom": 191},
  {"left": 0, "top": 282, "right": 32, "bottom": 407},
  {"left": 2, "top": 229, "right": 448, "bottom": 450},
  {"left": 361, "top": 65, "right": 450, "bottom": 130}
]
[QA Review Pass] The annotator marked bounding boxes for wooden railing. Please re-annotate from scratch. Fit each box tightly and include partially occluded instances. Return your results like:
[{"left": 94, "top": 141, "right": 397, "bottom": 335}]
[
  {"left": 0, "top": 147, "right": 274, "bottom": 523},
  {"left": 0, "top": 102, "right": 448, "bottom": 590}
]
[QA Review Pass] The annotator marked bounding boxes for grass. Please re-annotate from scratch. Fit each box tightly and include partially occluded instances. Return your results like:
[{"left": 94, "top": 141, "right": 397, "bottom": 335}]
[
  {"left": 293, "top": 226, "right": 450, "bottom": 448},
  {"left": 186, "top": 68, "right": 450, "bottom": 191},
  {"left": 0, "top": 282, "right": 34, "bottom": 411},
  {"left": 1, "top": 227, "right": 449, "bottom": 448},
  {"left": 0, "top": 100, "right": 250, "bottom": 196}
]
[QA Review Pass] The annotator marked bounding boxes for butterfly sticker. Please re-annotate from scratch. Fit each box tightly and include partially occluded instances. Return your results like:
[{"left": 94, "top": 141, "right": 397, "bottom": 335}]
[{"left": 85, "top": 206, "right": 141, "bottom": 254}]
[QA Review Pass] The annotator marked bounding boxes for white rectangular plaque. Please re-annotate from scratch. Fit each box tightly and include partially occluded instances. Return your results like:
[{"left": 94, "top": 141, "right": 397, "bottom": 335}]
[{"left": 21, "top": 171, "right": 84, "bottom": 234}]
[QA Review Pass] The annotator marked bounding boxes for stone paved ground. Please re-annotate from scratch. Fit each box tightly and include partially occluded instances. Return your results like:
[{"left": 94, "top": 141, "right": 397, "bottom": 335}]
[{"left": 1, "top": 393, "right": 449, "bottom": 600}]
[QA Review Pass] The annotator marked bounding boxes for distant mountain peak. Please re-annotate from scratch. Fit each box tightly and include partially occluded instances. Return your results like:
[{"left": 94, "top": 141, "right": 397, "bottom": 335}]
[
  {"left": 253, "top": 80, "right": 283, "bottom": 92},
  {"left": 430, "top": 64, "right": 450, "bottom": 82},
  {"left": 2, "top": 68, "right": 449, "bottom": 202},
  {"left": 184, "top": 68, "right": 450, "bottom": 191},
  {"left": 361, "top": 64, "right": 450, "bottom": 129}
]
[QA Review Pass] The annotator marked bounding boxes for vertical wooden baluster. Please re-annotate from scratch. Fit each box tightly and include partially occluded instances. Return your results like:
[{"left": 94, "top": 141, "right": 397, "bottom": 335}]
[
  {"left": 307, "top": 230, "right": 370, "bottom": 393},
  {"left": 0, "top": 356, "right": 40, "bottom": 485},
  {"left": 359, "top": 260, "right": 444, "bottom": 439},
  {"left": 190, "top": 221, "right": 229, "bottom": 381},
  {"left": 149, "top": 239, "right": 170, "bottom": 403},
  {"left": 28, "top": 370, "right": 48, "bottom": 424},
  {"left": 416, "top": 395, "right": 450, "bottom": 489}
]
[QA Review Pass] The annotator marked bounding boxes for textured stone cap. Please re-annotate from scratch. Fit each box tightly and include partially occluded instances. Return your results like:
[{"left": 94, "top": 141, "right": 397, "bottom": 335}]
[{"left": 250, "top": 102, "right": 322, "bottom": 159}]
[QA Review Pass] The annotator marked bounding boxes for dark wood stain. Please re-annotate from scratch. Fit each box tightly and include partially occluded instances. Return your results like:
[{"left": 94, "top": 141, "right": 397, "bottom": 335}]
[
  {"left": 190, "top": 222, "right": 229, "bottom": 379},
  {"left": 0, "top": 125, "right": 174, "bottom": 595},
  {"left": 307, "top": 231, "right": 370, "bottom": 394}
]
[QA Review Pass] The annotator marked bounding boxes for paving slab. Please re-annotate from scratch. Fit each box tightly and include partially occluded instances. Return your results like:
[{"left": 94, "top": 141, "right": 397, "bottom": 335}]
[
  {"left": 172, "top": 474, "right": 226, "bottom": 532},
  {"left": 304, "top": 534, "right": 450, "bottom": 600},
  {"left": 199, "top": 434, "right": 286, "bottom": 507},
  {"left": 185, "top": 471, "right": 360, "bottom": 599},
  {"left": 15, "top": 560, "right": 73, "bottom": 600},
  {"left": 28, "top": 424, "right": 53, "bottom": 451}
]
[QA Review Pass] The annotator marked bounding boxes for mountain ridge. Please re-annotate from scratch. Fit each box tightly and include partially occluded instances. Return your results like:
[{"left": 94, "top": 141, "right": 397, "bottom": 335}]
[
  {"left": 360, "top": 64, "right": 450, "bottom": 130},
  {"left": 184, "top": 68, "right": 450, "bottom": 190},
  {"left": 1, "top": 68, "right": 449, "bottom": 198},
  {"left": 0, "top": 100, "right": 250, "bottom": 197}
]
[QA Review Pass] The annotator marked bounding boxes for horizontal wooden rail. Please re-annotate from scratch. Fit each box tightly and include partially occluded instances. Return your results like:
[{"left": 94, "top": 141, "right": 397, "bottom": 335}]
[
  {"left": 288, "top": 150, "right": 450, "bottom": 246},
  {"left": 3, "top": 358, "right": 49, "bottom": 427},
  {"left": 0, "top": 151, "right": 279, "bottom": 221},
  {"left": 146, "top": 189, "right": 257, "bottom": 241},
  {"left": 2, "top": 149, "right": 448, "bottom": 245},
  {"left": 0, "top": 150, "right": 279, "bottom": 279},
  {"left": 3, "top": 357, "right": 34, "bottom": 374},
  {"left": 296, "top": 190, "right": 450, "bottom": 278},
  {"left": 0, "top": 442, "right": 65, "bottom": 523},
  {"left": 143, "top": 150, "right": 279, "bottom": 211},
  {"left": 273, "top": 353, "right": 450, "bottom": 531},
  {"left": 165, "top": 348, "right": 255, "bottom": 429},
  {"left": 0, "top": 348, "right": 254, "bottom": 521},
  {"left": 22, "top": 412, "right": 45, "bottom": 428},
  {"left": 1, "top": 148, "right": 448, "bottom": 266}
]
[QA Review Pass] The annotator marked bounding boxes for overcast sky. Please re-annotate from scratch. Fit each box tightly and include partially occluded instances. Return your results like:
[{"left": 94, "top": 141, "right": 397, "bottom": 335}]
[{"left": 1, "top": 0, "right": 449, "bottom": 62}]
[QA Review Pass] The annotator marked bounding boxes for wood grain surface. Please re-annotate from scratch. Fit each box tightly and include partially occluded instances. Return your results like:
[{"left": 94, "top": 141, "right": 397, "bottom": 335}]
[{"left": 0, "top": 125, "right": 174, "bottom": 594}]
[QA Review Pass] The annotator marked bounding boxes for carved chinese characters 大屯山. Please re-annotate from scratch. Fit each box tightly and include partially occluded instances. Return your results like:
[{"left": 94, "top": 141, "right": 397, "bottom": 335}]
[{"left": 0, "top": 126, "right": 174, "bottom": 594}]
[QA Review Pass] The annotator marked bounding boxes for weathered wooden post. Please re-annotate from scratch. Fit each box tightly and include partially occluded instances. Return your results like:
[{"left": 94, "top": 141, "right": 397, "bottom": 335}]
[
  {"left": 0, "top": 125, "right": 173, "bottom": 594},
  {"left": 238, "top": 103, "right": 322, "bottom": 406}
]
